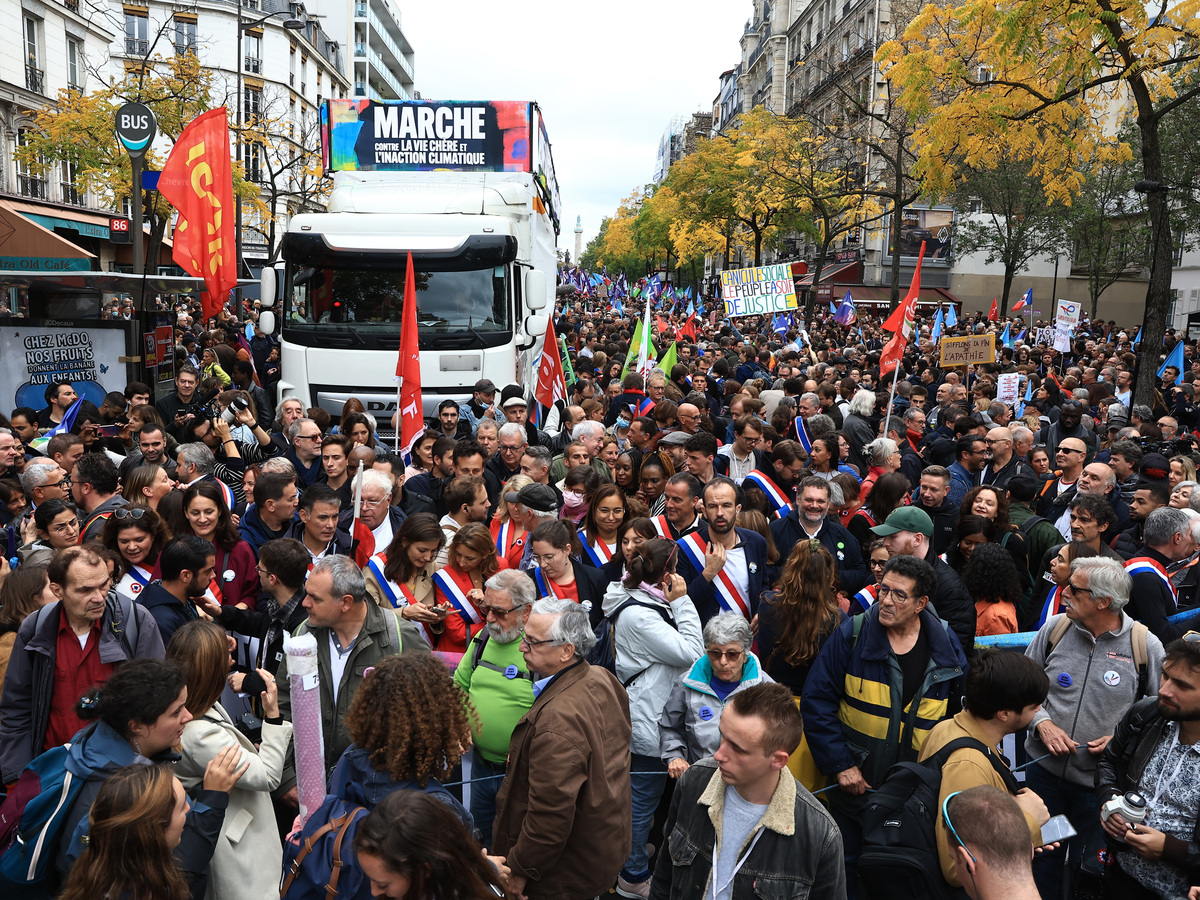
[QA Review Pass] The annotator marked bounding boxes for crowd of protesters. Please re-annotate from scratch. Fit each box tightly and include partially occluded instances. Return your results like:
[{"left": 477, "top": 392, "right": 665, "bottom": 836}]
[{"left": 2, "top": 291, "right": 1200, "bottom": 900}]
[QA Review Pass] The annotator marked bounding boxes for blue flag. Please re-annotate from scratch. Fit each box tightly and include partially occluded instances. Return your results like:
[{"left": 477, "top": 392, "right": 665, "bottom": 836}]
[
  {"left": 1001, "top": 323, "right": 1013, "bottom": 348},
  {"left": 1024, "top": 377, "right": 1033, "bottom": 402},
  {"left": 930, "top": 308, "right": 944, "bottom": 343},
  {"left": 1133, "top": 327, "right": 1142, "bottom": 347},
  {"left": 834, "top": 290, "right": 857, "bottom": 326},
  {"left": 946, "top": 304, "right": 958, "bottom": 327},
  {"left": 686, "top": 298, "right": 695, "bottom": 316},
  {"left": 1158, "top": 341, "right": 1186, "bottom": 385},
  {"left": 773, "top": 314, "right": 789, "bottom": 335},
  {"left": 830, "top": 299, "right": 837, "bottom": 314}
]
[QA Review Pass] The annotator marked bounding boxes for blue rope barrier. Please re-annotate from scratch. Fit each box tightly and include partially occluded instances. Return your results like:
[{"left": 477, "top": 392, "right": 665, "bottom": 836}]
[{"left": 975, "top": 604, "right": 1200, "bottom": 652}]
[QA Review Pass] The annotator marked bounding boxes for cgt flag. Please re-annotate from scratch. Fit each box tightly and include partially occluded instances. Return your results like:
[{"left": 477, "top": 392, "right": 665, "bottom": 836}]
[
  {"left": 880, "top": 241, "right": 926, "bottom": 375},
  {"left": 158, "top": 108, "right": 237, "bottom": 322},
  {"left": 988, "top": 298, "right": 999, "bottom": 321},
  {"left": 535, "top": 316, "right": 567, "bottom": 409},
  {"left": 394, "top": 251, "right": 423, "bottom": 458}
]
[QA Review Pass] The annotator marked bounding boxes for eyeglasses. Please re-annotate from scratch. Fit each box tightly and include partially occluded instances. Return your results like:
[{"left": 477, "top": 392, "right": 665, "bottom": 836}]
[
  {"left": 1183, "top": 631, "right": 1200, "bottom": 643},
  {"left": 532, "top": 551, "right": 564, "bottom": 565},
  {"left": 1065, "top": 580, "right": 1093, "bottom": 596},
  {"left": 707, "top": 648, "right": 745, "bottom": 662},
  {"left": 984, "top": 438, "right": 1010, "bottom": 445},
  {"left": 480, "top": 604, "right": 518, "bottom": 617},
  {"left": 1058, "top": 447, "right": 1085, "bottom": 455},
  {"left": 942, "top": 792, "right": 977, "bottom": 866},
  {"left": 44, "top": 478, "right": 68, "bottom": 489},
  {"left": 50, "top": 521, "right": 79, "bottom": 534},
  {"left": 869, "top": 559, "right": 888, "bottom": 569},
  {"left": 113, "top": 507, "right": 147, "bottom": 520},
  {"left": 360, "top": 495, "right": 388, "bottom": 508},
  {"left": 296, "top": 433, "right": 323, "bottom": 442},
  {"left": 876, "top": 585, "right": 914, "bottom": 603},
  {"left": 519, "top": 630, "right": 558, "bottom": 647}
]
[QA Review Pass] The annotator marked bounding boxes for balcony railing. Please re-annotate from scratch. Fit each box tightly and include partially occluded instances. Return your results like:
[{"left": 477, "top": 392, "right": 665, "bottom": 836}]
[
  {"left": 61, "top": 183, "right": 82, "bottom": 206},
  {"left": 355, "top": 2, "right": 367, "bottom": 16},
  {"left": 125, "top": 38, "right": 148, "bottom": 55},
  {"left": 25, "top": 65, "right": 44, "bottom": 93},
  {"left": 63, "top": 0, "right": 78, "bottom": 10},
  {"left": 244, "top": 55, "right": 261, "bottom": 73},
  {"left": 355, "top": 41, "right": 366, "bottom": 56},
  {"left": 18, "top": 175, "right": 48, "bottom": 199}
]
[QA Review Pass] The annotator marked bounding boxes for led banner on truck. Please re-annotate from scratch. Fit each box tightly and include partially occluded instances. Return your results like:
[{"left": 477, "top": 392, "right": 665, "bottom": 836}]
[{"left": 322, "top": 99, "right": 533, "bottom": 173}]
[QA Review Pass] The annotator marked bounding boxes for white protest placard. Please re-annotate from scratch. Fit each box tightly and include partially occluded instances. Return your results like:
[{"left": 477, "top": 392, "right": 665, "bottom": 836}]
[
  {"left": 1053, "top": 323, "right": 1073, "bottom": 352},
  {"left": 1055, "top": 300, "right": 1081, "bottom": 328},
  {"left": 996, "top": 373, "right": 1020, "bottom": 406},
  {"left": 0, "top": 323, "right": 127, "bottom": 411},
  {"left": 720, "top": 263, "right": 799, "bottom": 318}
]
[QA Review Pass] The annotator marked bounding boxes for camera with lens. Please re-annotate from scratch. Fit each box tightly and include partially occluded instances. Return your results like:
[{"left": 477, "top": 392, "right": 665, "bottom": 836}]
[
  {"left": 1139, "top": 434, "right": 1197, "bottom": 458},
  {"left": 1101, "top": 791, "right": 1148, "bottom": 840},
  {"left": 221, "top": 395, "right": 251, "bottom": 425}
]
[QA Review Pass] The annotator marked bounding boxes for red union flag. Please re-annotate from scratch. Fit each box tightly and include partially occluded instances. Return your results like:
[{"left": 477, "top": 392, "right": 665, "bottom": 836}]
[
  {"left": 534, "top": 315, "right": 566, "bottom": 409},
  {"left": 158, "top": 108, "right": 237, "bottom": 322},
  {"left": 880, "top": 241, "right": 926, "bottom": 375},
  {"left": 395, "top": 251, "right": 423, "bottom": 457}
]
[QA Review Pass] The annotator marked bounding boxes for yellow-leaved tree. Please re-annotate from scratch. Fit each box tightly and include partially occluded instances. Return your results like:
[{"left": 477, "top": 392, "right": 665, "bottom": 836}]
[{"left": 878, "top": 0, "right": 1200, "bottom": 404}]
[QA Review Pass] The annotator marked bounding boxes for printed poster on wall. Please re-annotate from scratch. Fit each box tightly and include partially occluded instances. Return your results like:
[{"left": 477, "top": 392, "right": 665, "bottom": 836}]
[
  {"left": 721, "top": 263, "right": 799, "bottom": 318},
  {"left": 0, "top": 324, "right": 127, "bottom": 410}
]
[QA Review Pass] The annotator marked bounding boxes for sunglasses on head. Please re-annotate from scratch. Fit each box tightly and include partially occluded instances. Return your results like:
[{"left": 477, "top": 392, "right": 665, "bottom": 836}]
[{"left": 113, "top": 507, "right": 148, "bottom": 520}]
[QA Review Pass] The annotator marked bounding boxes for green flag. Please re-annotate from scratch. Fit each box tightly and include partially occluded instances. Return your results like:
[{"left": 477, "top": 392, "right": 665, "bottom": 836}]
[
  {"left": 621, "top": 308, "right": 656, "bottom": 379},
  {"left": 560, "top": 335, "right": 576, "bottom": 384},
  {"left": 659, "top": 341, "right": 678, "bottom": 375}
]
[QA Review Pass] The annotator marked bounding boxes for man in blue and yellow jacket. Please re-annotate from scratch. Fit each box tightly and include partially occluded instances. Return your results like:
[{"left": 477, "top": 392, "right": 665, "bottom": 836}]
[{"left": 801, "top": 553, "right": 968, "bottom": 900}]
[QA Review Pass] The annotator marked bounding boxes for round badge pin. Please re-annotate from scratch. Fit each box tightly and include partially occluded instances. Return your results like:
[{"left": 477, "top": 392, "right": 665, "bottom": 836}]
[
  {"left": 699, "top": 706, "right": 714, "bottom": 721},
  {"left": 1057, "top": 672, "right": 1073, "bottom": 688},
  {"left": 222, "top": 569, "right": 236, "bottom": 583},
  {"left": 1103, "top": 670, "right": 1121, "bottom": 687},
  {"left": 504, "top": 664, "right": 519, "bottom": 680}
]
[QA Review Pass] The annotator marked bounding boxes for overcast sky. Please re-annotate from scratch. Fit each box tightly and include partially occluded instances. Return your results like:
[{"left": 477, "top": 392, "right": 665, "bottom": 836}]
[{"left": 401, "top": 1, "right": 752, "bottom": 258}]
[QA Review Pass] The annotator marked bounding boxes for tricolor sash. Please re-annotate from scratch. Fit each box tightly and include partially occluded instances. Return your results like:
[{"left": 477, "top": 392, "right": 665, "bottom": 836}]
[
  {"left": 1036, "top": 585, "right": 1067, "bottom": 629},
  {"left": 431, "top": 567, "right": 483, "bottom": 625},
  {"left": 637, "top": 396, "right": 656, "bottom": 416},
  {"left": 651, "top": 515, "right": 674, "bottom": 539},
  {"left": 491, "top": 519, "right": 521, "bottom": 556},
  {"left": 533, "top": 567, "right": 561, "bottom": 601},
  {"left": 582, "top": 532, "right": 615, "bottom": 567},
  {"left": 793, "top": 417, "right": 813, "bottom": 453},
  {"left": 851, "top": 584, "right": 878, "bottom": 614},
  {"left": 207, "top": 475, "right": 236, "bottom": 511},
  {"left": 1125, "top": 556, "right": 1178, "bottom": 606},
  {"left": 367, "top": 553, "right": 433, "bottom": 644},
  {"left": 116, "top": 565, "right": 152, "bottom": 600},
  {"left": 678, "top": 531, "right": 750, "bottom": 618},
  {"left": 743, "top": 470, "right": 792, "bottom": 520}
]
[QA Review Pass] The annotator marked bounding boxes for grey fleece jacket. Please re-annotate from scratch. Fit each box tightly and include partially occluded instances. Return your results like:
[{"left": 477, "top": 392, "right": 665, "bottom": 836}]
[{"left": 1024, "top": 612, "right": 1165, "bottom": 788}]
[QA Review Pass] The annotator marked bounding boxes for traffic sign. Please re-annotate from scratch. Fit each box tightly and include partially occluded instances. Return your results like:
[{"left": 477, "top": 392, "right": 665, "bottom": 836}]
[
  {"left": 115, "top": 103, "right": 156, "bottom": 156},
  {"left": 109, "top": 216, "right": 131, "bottom": 244}
]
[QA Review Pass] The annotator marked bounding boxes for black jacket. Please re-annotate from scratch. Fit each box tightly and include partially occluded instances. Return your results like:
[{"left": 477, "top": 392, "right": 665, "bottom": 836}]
[
  {"left": 914, "top": 497, "right": 959, "bottom": 557},
  {"left": 770, "top": 511, "right": 870, "bottom": 595},
  {"left": 1096, "top": 697, "right": 1200, "bottom": 883},
  {"left": 527, "top": 558, "right": 610, "bottom": 628},
  {"left": 929, "top": 555, "right": 977, "bottom": 658}
]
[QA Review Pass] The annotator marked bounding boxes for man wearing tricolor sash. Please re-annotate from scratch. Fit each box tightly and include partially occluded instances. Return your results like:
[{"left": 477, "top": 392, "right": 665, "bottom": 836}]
[
  {"left": 1124, "top": 506, "right": 1194, "bottom": 641},
  {"left": 653, "top": 473, "right": 703, "bottom": 541},
  {"left": 674, "top": 477, "right": 770, "bottom": 624}
]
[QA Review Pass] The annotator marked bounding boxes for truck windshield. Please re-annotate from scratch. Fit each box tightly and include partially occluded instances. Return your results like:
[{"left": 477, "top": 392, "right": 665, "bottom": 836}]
[{"left": 286, "top": 264, "right": 510, "bottom": 336}]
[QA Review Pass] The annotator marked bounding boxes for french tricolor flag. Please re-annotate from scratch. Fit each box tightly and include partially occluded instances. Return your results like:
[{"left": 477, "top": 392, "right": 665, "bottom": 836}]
[{"left": 1012, "top": 288, "right": 1031, "bottom": 311}]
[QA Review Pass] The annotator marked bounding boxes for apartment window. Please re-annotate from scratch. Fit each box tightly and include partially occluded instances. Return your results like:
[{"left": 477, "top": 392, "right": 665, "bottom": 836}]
[
  {"left": 300, "top": 57, "right": 308, "bottom": 95},
  {"left": 244, "top": 33, "right": 262, "bottom": 73},
  {"left": 24, "top": 17, "right": 44, "bottom": 94},
  {"left": 175, "top": 19, "right": 196, "bottom": 55},
  {"left": 243, "top": 87, "right": 262, "bottom": 122},
  {"left": 17, "top": 129, "right": 48, "bottom": 199},
  {"left": 243, "top": 142, "right": 263, "bottom": 182},
  {"left": 61, "top": 158, "right": 82, "bottom": 205},
  {"left": 125, "top": 12, "right": 148, "bottom": 56},
  {"left": 67, "top": 38, "right": 83, "bottom": 90}
]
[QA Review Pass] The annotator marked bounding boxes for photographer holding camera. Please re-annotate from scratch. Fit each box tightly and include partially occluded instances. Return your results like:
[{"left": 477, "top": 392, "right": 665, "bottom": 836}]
[{"left": 179, "top": 403, "right": 279, "bottom": 506}]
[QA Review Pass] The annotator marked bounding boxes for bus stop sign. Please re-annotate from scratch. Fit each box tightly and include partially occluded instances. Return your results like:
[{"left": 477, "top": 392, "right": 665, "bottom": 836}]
[{"left": 115, "top": 103, "right": 156, "bottom": 156}]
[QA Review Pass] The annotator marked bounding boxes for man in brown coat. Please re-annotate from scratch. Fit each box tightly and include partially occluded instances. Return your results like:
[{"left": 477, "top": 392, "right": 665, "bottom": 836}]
[{"left": 492, "top": 597, "right": 632, "bottom": 900}]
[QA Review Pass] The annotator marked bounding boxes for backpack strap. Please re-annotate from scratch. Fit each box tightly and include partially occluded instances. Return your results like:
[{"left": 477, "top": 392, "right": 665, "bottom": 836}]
[
  {"left": 278, "top": 806, "right": 367, "bottom": 900},
  {"left": 1131, "top": 621, "right": 1150, "bottom": 701},
  {"left": 929, "top": 735, "right": 1019, "bottom": 795},
  {"left": 612, "top": 599, "right": 676, "bottom": 689},
  {"left": 1045, "top": 615, "right": 1072, "bottom": 655},
  {"left": 850, "top": 613, "right": 865, "bottom": 650},
  {"left": 1019, "top": 514, "right": 1047, "bottom": 537},
  {"left": 469, "top": 630, "right": 533, "bottom": 682}
]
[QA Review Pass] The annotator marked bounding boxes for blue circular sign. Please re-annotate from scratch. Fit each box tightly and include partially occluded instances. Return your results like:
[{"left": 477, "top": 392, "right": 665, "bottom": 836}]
[
  {"left": 1057, "top": 672, "right": 1073, "bottom": 688},
  {"left": 504, "top": 664, "right": 518, "bottom": 680},
  {"left": 699, "top": 706, "right": 713, "bottom": 721}
]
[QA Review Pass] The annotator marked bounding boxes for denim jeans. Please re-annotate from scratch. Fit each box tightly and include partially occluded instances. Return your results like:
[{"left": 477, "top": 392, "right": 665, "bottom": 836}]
[
  {"left": 1024, "top": 761, "right": 1106, "bottom": 900},
  {"left": 469, "top": 754, "right": 507, "bottom": 850},
  {"left": 623, "top": 753, "right": 668, "bottom": 882}
]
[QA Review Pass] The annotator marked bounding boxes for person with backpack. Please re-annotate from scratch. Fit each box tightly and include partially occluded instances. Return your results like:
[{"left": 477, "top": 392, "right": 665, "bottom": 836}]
[
  {"left": 913, "top": 649, "right": 1052, "bottom": 894},
  {"left": 452, "top": 568, "right": 536, "bottom": 848},
  {"left": 0, "top": 546, "right": 165, "bottom": 785},
  {"left": 600, "top": 537, "right": 703, "bottom": 900},
  {"left": 801, "top": 553, "right": 968, "bottom": 900},
  {"left": 1023, "top": 556, "right": 1164, "bottom": 900}
]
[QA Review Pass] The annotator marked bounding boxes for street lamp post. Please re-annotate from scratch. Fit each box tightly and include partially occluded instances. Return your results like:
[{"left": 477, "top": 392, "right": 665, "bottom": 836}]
[{"left": 235, "top": 6, "right": 303, "bottom": 309}]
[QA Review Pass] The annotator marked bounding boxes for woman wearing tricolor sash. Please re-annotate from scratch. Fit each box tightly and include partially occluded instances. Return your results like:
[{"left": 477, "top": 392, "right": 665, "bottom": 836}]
[
  {"left": 431, "top": 523, "right": 506, "bottom": 654},
  {"left": 183, "top": 481, "right": 259, "bottom": 609},
  {"left": 526, "top": 519, "right": 608, "bottom": 627},
  {"left": 579, "top": 483, "right": 627, "bottom": 569},
  {"left": 102, "top": 506, "right": 170, "bottom": 604},
  {"left": 489, "top": 474, "right": 531, "bottom": 559},
  {"left": 1033, "top": 541, "right": 1101, "bottom": 630},
  {"left": 364, "top": 512, "right": 446, "bottom": 647}
]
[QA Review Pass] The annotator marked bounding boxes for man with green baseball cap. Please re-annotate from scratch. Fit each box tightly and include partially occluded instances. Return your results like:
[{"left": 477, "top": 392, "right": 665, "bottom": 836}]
[{"left": 871, "top": 505, "right": 977, "bottom": 655}]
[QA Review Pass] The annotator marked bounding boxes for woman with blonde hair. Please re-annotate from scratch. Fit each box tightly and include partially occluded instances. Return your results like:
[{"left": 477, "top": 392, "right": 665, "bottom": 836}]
[
  {"left": 431, "top": 522, "right": 506, "bottom": 654},
  {"left": 168, "top": 620, "right": 293, "bottom": 900},
  {"left": 736, "top": 508, "right": 780, "bottom": 565},
  {"left": 490, "top": 473, "right": 532, "bottom": 559},
  {"left": 121, "top": 464, "right": 176, "bottom": 511}
]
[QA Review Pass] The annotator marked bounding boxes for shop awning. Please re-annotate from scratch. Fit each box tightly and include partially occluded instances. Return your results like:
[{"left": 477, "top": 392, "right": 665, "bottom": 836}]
[
  {"left": 847, "top": 285, "right": 962, "bottom": 308},
  {"left": 4, "top": 198, "right": 115, "bottom": 241},
  {"left": 795, "top": 260, "right": 861, "bottom": 287},
  {"left": 0, "top": 199, "right": 95, "bottom": 271}
]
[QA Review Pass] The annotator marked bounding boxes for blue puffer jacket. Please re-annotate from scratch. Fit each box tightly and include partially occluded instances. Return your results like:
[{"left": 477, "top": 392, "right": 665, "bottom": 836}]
[
  {"left": 800, "top": 605, "right": 968, "bottom": 788},
  {"left": 658, "top": 653, "right": 773, "bottom": 764},
  {"left": 328, "top": 744, "right": 473, "bottom": 833}
]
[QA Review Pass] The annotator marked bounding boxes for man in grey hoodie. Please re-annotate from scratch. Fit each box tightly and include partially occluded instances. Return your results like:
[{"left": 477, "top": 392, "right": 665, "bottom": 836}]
[{"left": 1023, "top": 555, "right": 1165, "bottom": 900}]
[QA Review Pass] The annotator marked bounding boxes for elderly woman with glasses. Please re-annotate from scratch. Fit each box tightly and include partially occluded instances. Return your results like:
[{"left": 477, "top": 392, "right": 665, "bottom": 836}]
[{"left": 659, "top": 611, "right": 772, "bottom": 780}]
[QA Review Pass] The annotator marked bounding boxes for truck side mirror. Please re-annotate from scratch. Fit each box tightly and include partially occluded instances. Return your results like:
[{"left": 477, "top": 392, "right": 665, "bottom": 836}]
[
  {"left": 259, "top": 267, "right": 277, "bottom": 309},
  {"left": 258, "top": 311, "right": 276, "bottom": 334},
  {"left": 525, "top": 269, "right": 546, "bottom": 311}
]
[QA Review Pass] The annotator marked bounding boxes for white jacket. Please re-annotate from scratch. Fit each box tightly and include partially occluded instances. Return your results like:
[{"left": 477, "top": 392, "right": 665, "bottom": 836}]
[
  {"left": 601, "top": 581, "right": 704, "bottom": 757},
  {"left": 176, "top": 703, "right": 293, "bottom": 900}
]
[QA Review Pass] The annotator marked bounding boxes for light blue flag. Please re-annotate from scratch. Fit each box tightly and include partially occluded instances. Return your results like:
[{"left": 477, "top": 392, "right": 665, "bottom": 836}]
[
  {"left": 930, "top": 308, "right": 944, "bottom": 343},
  {"left": 1024, "top": 377, "right": 1033, "bottom": 402},
  {"left": 1158, "top": 341, "right": 1186, "bottom": 385},
  {"left": 946, "top": 304, "right": 958, "bottom": 327},
  {"left": 773, "top": 314, "right": 788, "bottom": 335},
  {"left": 1001, "top": 323, "right": 1013, "bottom": 348},
  {"left": 1133, "top": 327, "right": 1142, "bottom": 347},
  {"left": 830, "top": 299, "right": 837, "bottom": 314}
]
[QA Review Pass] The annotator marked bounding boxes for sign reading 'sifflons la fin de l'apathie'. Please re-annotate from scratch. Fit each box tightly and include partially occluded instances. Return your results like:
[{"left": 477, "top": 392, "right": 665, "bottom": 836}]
[{"left": 720, "top": 264, "right": 799, "bottom": 318}]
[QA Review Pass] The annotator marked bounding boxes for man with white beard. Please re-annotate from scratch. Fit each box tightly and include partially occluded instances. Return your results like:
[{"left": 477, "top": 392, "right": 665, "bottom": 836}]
[{"left": 452, "top": 568, "right": 536, "bottom": 847}]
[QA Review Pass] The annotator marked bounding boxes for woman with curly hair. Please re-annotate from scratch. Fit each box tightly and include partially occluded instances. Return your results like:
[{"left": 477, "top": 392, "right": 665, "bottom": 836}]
[
  {"left": 490, "top": 473, "right": 531, "bottom": 560},
  {"left": 755, "top": 539, "right": 844, "bottom": 696},
  {"left": 168, "top": 620, "right": 291, "bottom": 900},
  {"left": 962, "top": 543, "right": 1023, "bottom": 636},
  {"left": 102, "top": 506, "right": 172, "bottom": 604},
  {"left": 944, "top": 514, "right": 995, "bottom": 572},
  {"left": 57, "top": 764, "right": 191, "bottom": 900},
  {"left": 431, "top": 523, "right": 506, "bottom": 654},
  {"left": 961, "top": 484, "right": 1032, "bottom": 601},
  {"left": 354, "top": 791, "right": 508, "bottom": 900}
]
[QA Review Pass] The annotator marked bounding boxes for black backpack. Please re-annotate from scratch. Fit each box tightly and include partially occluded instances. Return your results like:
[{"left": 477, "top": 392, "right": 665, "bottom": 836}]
[
  {"left": 857, "top": 736, "right": 1019, "bottom": 900},
  {"left": 586, "top": 599, "right": 674, "bottom": 686}
]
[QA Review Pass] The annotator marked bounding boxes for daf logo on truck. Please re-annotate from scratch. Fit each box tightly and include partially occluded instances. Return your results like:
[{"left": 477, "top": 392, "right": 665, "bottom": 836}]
[{"left": 276, "top": 100, "right": 559, "bottom": 435}]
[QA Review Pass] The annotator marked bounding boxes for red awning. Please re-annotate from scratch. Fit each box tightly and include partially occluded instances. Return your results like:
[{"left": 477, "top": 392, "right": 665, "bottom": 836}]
[
  {"left": 845, "top": 285, "right": 962, "bottom": 308},
  {"left": 795, "top": 260, "right": 861, "bottom": 287}
]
